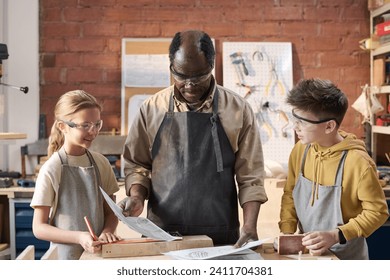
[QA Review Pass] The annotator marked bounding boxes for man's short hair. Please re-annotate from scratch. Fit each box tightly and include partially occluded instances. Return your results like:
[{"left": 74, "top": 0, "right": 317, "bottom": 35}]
[{"left": 169, "top": 30, "right": 215, "bottom": 68}]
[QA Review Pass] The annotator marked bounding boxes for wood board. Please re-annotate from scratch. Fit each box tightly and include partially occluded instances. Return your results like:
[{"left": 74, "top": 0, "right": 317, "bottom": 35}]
[
  {"left": 102, "top": 235, "right": 213, "bottom": 258},
  {"left": 0, "top": 132, "right": 27, "bottom": 140},
  {"left": 277, "top": 234, "right": 308, "bottom": 255}
]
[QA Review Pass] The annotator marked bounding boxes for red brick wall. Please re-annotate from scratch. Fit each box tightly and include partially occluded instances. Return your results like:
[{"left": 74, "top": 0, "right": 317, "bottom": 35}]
[{"left": 39, "top": 0, "right": 370, "bottom": 138}]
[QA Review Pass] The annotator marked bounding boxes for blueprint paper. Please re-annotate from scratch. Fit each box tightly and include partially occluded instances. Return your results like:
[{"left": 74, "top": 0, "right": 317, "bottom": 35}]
[
  {"left": 164, "top": 240, "right": 266, "bottom": 260},
  {"left": 208, "top": 249, "right": 263, "bottom": 260},
  {"left": 100, "top": 187, "right": 181, "bottom": 241}
]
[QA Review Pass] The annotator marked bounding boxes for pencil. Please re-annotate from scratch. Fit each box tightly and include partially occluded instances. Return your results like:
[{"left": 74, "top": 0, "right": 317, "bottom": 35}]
[{"left": 84, "top": 216, "right": 99, "bottom": 241}]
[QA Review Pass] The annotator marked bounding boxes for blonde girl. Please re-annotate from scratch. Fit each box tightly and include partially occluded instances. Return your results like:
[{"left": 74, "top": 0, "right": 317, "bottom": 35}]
[{"left": 31, "top": 90, "right": 120, "bottom": 260}]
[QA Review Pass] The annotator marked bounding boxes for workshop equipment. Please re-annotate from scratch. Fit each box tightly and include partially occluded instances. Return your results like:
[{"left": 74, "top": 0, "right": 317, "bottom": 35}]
[
  {"left": 16, "top": 179, "right": 35, "bottom": 188},
  {"left": 0, "top": 43, "right": 28, "bottom": 93},
  {"left": 236, "top": 83, "right": 260, "bottom": 99},
  {"left": 262, "top": 101, "right": 290, "bottom": 137},
  {"left": 0, "top": 82, "right": 28, "bottom": 93},
  {"left": 0, "top": 177, "right": 13, "bottom": 188},
  {"left": 230, "top": 52, "right": 248, "bottom": 85},
  {"left": 265, "top": 58, "right": 285, "bottom": 96},
  {"left": 102, "top": 235, "right": 213, "bottom": 258},
  {"left": 257, "top": 111, "right": 273, "bottom": 138},
  {"left": 0, "top": 171, "right": 21, "bottom": 178}
]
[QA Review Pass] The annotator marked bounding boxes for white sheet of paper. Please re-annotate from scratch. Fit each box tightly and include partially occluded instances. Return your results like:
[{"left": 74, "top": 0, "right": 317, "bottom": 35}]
[
  {"left": 124, "top": 54, "right": 170, "bottom": 87},
  {"left": 164, "top": 239, "right": 265, "bottom": 260},
  {"left": 100, "top": 187, "right": 181, "bottom": 241},
  {"left": 209, "top": 249, "right": 263, "bottom": 260}
]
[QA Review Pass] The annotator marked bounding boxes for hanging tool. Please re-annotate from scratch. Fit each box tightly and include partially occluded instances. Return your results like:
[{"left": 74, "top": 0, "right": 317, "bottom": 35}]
[
  {"left": 0, "top": 44, "right": 28, "bottom": 93},
  {"left": 257, "top": 111, "right": 272, "bottom": 138},
  {"left": 252, "top": 50, "right": 264, "bottom": 61},
  {"left": 262, "top": 101, "right": 290, "bottom": 138},
  {"left": 236, "top": 83, "right": 260, "bottom": 99},
  {"left": 264, "top": 58, "right": 285, "bottom": 96},
  {"left": 253, "top": 99, "right": 273, "bottom": 138},
  {"left": 230, "top": 52, "right": 249, "bottom": 85},
  {"left": 0, "top": 82, "right": 29, "bottom": 93}
]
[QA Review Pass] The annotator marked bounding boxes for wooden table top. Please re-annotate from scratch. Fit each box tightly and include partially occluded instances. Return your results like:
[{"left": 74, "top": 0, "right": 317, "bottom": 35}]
[
  {"left": 0, "top": 186, "right": 34, "bottom": 198},
  {"left": 80, "top": 242, "right": 338, "bottom": 260}
]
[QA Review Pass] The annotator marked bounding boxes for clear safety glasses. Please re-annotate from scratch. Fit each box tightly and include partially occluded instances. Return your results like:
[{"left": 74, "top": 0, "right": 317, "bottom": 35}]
[
  {"left": 170, "top": 64, "right": 213, "bottom": 86},
  {"left": 62, "top": 120, "right": 103, "bottom": 132},
  {"left": 292, "top": 109, "right": 338, "bottom": 128}
]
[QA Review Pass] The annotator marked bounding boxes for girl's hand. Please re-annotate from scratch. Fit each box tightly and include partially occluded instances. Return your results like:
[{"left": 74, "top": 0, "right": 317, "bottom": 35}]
[
  {"left": 99, "top": 232, "right": 122, "bottom": 243},
  {"left": 79, "top": 231, "right": 102, "bottom": 253}
]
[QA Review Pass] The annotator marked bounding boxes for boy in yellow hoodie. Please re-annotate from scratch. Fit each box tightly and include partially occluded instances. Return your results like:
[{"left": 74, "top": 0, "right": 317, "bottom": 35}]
[{"left": 279, "top": 78, "right": 389, "bottom": 260}]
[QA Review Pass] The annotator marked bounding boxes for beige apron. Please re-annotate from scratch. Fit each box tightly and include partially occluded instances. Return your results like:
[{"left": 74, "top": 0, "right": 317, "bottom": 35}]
[
  {"left": 51, "top": 148, "right": 104, "bottom": 260},
  {"left": 293, "top": 145, "right": 368, "bottom": 260}
]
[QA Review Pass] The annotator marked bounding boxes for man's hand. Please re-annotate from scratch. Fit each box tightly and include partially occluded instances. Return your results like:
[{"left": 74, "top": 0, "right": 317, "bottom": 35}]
[
  {"left": 302, "top": 230, "right": 339, "bottom": 256},
  {"left": 234, "top": 226, "right": 258, "bottom": 248},
  {"left": 234, "top": 201, "right": 260, "bottom": 248},
  {"left": 117, "top": 196, "right": 144, "bottom": 217}
]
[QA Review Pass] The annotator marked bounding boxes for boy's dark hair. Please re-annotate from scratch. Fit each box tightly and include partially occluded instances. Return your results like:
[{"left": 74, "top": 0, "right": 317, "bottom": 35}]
[
  {"left": 169, "top": 30, "right": 215, "bottom": 68},
  {"left": 286, "top": 78, "right": 348, "bottom": 126}
]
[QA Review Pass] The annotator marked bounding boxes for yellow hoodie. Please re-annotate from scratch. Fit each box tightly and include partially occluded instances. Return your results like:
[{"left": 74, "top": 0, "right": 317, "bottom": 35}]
[{"left": 279, "top": 131, "right": 389, "bottom": 241}]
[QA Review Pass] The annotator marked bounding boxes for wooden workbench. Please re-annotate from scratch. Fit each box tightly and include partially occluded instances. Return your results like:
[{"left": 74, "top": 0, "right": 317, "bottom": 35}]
[
  {"left": 0, "top": 132, "right": 27, "bottom": 140},
  {"left": 0, "top": 186, "right": 34, "bottom": 199},
  {"left": 80, "top": 242, "right": 338, "bottom": 260},
  {"left": 0, "top": 186, "right": 35, "bottom": 259}
]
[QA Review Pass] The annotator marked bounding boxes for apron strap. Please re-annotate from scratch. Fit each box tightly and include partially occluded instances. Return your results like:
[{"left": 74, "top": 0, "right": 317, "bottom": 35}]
[
  {"left": 85, "top": 150, "right": 103, "bottom": 188},
  {"left": 57, "top": 147, "right": 67, "bottom": 164},
  {"left": 168, "top": 91, "right": 174, "bottom": 113},
  {"left": 334, "top": 150, "right": 348, "bottom": 186},
  {"left": 210, "top": 89, "right": 224, "bottom": 173},
  {"left": 300, "top": 144, "right": 311, "bottom": 176},
  {"left": 57, "top": 147, "right": 102, "bottom": 188}
]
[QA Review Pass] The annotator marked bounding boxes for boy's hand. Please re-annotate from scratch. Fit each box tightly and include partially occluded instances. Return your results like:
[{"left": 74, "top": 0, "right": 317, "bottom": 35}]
[{"left": 302, "top": 230, "right": 339, "bottom": 255}]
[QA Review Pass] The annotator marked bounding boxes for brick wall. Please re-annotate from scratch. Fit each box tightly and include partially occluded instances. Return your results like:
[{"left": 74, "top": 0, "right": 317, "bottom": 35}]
[{"left": 39, "top": 0, "right": 370, "bottom": 138}]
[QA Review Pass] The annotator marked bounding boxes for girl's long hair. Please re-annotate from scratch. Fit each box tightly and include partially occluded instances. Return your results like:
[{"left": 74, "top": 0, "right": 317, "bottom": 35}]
[{"left": 47, "top": 90, "right": 102, "bottom": 157}]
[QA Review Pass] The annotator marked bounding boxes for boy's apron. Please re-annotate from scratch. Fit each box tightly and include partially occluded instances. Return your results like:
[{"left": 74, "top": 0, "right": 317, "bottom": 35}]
[
  {"left": 51, "top": 148, "right": 104, "bottom": 260},
  {"left": 293, "top": 145, "right": 368, "bottom": 260},
  {"left": 149, "top": 89, "right": 239, "bottom": 245}
]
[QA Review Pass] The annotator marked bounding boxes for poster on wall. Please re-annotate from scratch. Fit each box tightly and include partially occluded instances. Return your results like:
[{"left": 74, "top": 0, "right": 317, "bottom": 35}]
[
  {"left": 223, "top": 42, "right": 294, "bottom": 176},
  {"left": 124, "top": 54, "right": 171, "bottom": 87}
]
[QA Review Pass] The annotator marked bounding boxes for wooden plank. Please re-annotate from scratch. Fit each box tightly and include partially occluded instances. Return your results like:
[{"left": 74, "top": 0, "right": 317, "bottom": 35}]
[
  {"left": 81, "top": 242, "right": 339, "bottom": 260},
  {"left": 41, "top": 245, "right": 58, "bottom": 260},
  {"left": 278, "top": 234, "right": 308, "bottom": 255},
  {"left": 102, "top": 235, "right": 213, "bottom": 258},
  {"left": 16, "top": 245, "right": 35, "bottom": 260},
  {"left": 0, "top": 132, "right": 27, "bottom": 140},
  {"left": 0, "top": 243, "right": 8, "bottom": 251}
]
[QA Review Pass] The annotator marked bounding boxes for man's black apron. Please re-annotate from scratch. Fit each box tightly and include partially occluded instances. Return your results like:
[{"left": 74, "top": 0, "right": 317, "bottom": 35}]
[{"left": 149, "top": 89, "right": 239, "bottom": 245}]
